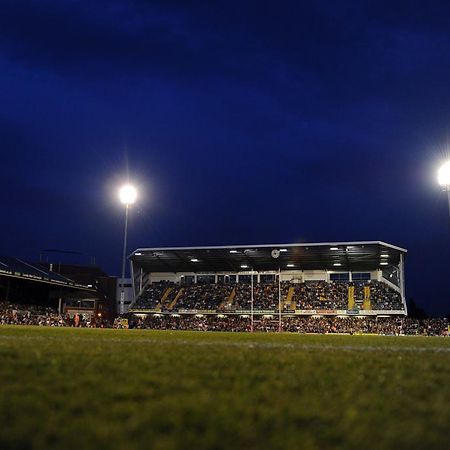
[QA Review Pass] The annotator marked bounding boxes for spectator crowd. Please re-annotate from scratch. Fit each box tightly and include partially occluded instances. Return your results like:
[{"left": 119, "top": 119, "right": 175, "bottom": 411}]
[
  {"left": 132, "top": 282, "right": 171, "bottom": 310},
  {"left": 0, "top": 301, "right": 110, "bottom": 328},
  {"left": 233, "top": 282, "right": 290, "bottom": 310},
  {"left": 177, "top": 283, "right": 234, "bottom": 310},
  {"left": 131, "top": 280, "right": 404, "bottom": 312},
  {"left": 128, "top": 314, "right": 448, "bottom": 336},
  {"left": 1, "top": 299, "right": 447, "bottom": 336}
]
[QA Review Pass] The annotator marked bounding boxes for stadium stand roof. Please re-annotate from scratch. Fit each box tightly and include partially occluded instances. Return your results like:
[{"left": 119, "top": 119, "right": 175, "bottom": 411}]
[
  {"left": 130, "top": 241, "right": 407, "bottom": 273},
  {"left": 0, "top": 256, "right": 95, "bottom": 291}
]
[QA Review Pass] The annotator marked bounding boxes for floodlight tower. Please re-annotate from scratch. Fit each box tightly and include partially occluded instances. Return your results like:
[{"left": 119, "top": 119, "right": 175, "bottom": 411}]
[
  {"left": 438, "top": 162, "right": 450, "bottom": 221},
  {"left": 119, "top": 184, "right": 137, "bottom": 315}
]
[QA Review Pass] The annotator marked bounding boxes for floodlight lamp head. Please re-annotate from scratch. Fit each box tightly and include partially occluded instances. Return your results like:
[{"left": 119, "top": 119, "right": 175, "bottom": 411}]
[
  {"left": 119, "top": 184, "right": 137, "bottom": 205},
  {"left": 438, "top": 161, "right": 450, "bottom": 189}
]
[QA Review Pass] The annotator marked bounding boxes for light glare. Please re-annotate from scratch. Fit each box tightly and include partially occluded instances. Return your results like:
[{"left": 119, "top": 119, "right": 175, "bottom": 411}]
[
  {"left": 438, "top": 161, "right": 450, "bottom": 187},
  {"left": 119, "top": 184, "right": 137, "bottom": 205}
]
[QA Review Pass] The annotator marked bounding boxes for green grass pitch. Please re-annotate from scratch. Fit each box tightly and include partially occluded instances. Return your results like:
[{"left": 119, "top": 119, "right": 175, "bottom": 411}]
[{"left": 0, "top": 326, "right": 449, "bottom": 450}]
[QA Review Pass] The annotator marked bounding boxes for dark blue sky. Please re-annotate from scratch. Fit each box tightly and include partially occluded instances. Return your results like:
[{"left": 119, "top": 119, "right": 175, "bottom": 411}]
[{"left": 1, "top": 1, "right": 450, "bottom": 314}]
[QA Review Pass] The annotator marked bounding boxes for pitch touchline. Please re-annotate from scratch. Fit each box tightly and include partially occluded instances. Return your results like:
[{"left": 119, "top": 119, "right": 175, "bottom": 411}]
[{"left": 0, "top": 334, "right": 449, "bottom": 352}]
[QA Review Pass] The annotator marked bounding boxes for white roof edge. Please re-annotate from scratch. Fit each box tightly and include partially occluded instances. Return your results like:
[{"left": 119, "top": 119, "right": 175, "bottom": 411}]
[
  {"left": 377, "top": 241, "right": 408, "bottom": 253},
  {"left": 130, "top": 240, "right": 407, "bottom": 256}
]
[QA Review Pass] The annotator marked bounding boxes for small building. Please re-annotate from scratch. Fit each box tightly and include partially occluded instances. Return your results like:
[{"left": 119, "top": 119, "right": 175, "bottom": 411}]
[{"left": 116, "top": 277, "right": 134, "bottom": 314}]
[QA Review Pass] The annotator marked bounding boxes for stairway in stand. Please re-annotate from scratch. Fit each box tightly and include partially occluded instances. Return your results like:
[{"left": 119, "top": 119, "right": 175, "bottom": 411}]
[
  {"left": 348, "top": 285, "right": 355, "bottom": 310},
  {"left": 286, "top": 286, "right": 296, "bottom": 310},
  {"left": 168, "top": 288, "right": 184, "bottom": 310},
  {"left": 362, "top": 286, "right": 371, "bottom": 310},
  {"left": 219, "top": 287, "right": 236, "bottom": 310},
  {"left": 157, "top": 287, "right": 173, "bottom": 311}
]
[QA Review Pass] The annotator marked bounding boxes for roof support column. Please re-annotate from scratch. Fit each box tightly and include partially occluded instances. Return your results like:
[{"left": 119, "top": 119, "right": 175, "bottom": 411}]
[
  {"left": 139, "top": 268, "right": 143, "bottom": 294},
  {"left": 399, "top": 253, "right": 407, "bottom": 314},
  {"left": 130, "top": 258, "right": 136, "bottom": 302},
  {"left": 250, "top": 268, "right": 254, "bottom": 332}
]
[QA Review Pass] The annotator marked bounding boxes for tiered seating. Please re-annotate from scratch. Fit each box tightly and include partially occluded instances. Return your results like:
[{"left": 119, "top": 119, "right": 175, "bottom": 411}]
[
  {"left": 369, "top": 281, "right": 403, "bottom": 310},
  {"left": 294, "top": 281, "right": 402, "bottom": 311},
  {"left": 133, "top": 282, "right": 172, "bottom": 310},
  {"left": 295, "top": 281, "right": 348, "bottom": 310},
  {"left": 175, "top": 284, "right": 233, "bottom": 310},
  {"left": 132, "top": 280, "right": 404, "bottom": 312},
  {"left": 233, "top": 282, "right": 290, "bottom": 310}
]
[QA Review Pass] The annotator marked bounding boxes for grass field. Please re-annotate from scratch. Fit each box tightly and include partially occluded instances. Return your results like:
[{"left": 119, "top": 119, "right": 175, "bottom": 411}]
[{"left": 0, "top": 327, "right": 449, "bottom": 450}]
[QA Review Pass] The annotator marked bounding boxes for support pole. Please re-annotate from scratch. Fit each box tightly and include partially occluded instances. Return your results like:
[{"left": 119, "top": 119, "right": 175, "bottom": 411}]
[
  {"left": 120, "top": 204, "right": 129, "bottom": 315},
  {"left": 251, "top": 268, "right": 254, "bottom": 332},
  {"left": 399, "top": 253, "right": 407, "bottom": 315},
  {"left": 278, "top": 267, "right": 282, "bottom": 332}
]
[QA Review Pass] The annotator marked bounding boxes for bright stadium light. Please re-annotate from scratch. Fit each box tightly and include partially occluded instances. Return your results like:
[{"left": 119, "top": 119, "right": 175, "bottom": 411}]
[
  {"left": 438, "top": 161, "right": 450, "bottom": 188},
  {"left": 118, "top": 183, "right": 138, "bottom": 315},
  {"left": 119, "top": 184, "right": 137, "bottom": 205}
]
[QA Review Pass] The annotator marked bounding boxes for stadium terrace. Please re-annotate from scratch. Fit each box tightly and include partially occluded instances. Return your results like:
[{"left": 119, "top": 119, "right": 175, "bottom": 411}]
[{"left": 128, "top": 241, "right": 407, "bottom": 317}]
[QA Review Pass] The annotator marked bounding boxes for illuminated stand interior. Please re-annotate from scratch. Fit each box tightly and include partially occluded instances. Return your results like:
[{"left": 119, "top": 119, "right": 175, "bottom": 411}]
[{"left": 128, "top": 241, "right": 407, "bottom": 317}]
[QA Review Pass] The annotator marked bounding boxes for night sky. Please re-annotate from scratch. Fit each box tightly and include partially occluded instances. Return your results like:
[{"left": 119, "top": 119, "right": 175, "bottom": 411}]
[{"left": 1, "top": 1, "right": 450, "bottom": 315}]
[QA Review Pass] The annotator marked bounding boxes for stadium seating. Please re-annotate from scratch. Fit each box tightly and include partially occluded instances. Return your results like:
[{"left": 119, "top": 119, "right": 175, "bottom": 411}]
[
  {"left": 132, "top": 282, "right": 173, "bottom": 310},
  {"left": 233, "top": 282, "right": 290, "bottom": 310},
  {"left": 368, "top": 281, "right": 403, "bottom": 310},
  {"left": 131, "top": 280, "right": 405, "bottom": 312},
  {"left": 175, "top": 284, "right": 234, "bottom": 310},
  {"left": 294, "top": 281, "right": 348, "bottom": 310}
]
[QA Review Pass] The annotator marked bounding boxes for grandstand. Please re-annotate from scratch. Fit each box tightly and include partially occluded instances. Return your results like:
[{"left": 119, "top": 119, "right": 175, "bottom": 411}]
[
  {"left": 0, "top": 256, "right": 112, "bottom": 320},
  {"left": 128, "top": 241, "right": 407, "bottom": 317}
]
